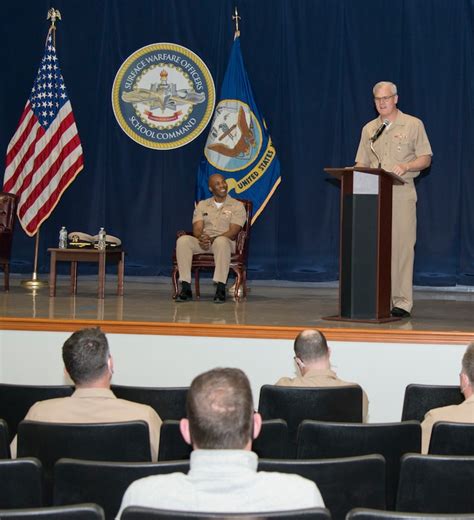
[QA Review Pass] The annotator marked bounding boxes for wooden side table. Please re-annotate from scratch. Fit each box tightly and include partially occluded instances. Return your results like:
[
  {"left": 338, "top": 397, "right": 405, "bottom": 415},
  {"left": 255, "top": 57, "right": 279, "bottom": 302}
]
[{"left": 48, "top": 248, "right": 125, "bottom": 299}]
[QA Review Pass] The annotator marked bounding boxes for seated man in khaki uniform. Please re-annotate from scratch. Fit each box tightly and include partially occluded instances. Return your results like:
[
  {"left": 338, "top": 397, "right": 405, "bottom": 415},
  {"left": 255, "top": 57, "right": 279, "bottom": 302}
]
[
  {"left": 10, "top": 327, "right": 162, "bottom": 461},
  {"left": 275, "top": 329, "right": 369, "bottom": 421},
  {"left": 175, "top": 173, "right": 246, "bottom": 304},
  {"left": 421, "top": 342, "right": 474, "bottom": 453}
]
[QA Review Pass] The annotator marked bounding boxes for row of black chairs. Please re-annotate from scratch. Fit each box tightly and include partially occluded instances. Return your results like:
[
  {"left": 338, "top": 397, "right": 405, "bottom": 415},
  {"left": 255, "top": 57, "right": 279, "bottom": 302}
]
[
  {"left": 7, "top": 506, "right": 474, "bottom": 520},
  {"left": 0, "top": 382, "right": 464, "bottom": 442},
  {"left": 3, "top": 453, "right": 474, "bottom": 520}
]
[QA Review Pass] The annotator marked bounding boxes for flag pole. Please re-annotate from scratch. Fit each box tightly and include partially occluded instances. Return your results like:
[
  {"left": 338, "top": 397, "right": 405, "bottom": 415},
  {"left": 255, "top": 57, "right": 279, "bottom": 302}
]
[
  {"left": 21, "top": 229, "right": 48, "bottom": 289},
  {"left": 232, "top": 6, "right": 241, "bottom": 39},
  {"left": 20, "top": 8, "right": 62, "bottom": 291}
]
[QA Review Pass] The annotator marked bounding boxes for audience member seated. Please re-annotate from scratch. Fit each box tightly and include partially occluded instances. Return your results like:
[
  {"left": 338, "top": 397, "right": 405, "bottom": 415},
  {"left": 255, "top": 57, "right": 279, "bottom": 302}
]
[
  {"left": 10, "top": 327, "right": 162, "bottom": 460},
  {"left": 421, "top": 341, "right": 474, "bottom": 453},
  {"left": 116, "top": 367, "right": 324, "bottom": 517},
  {"left": 275, "top": 329, "right": 369, "bottom": 421}
]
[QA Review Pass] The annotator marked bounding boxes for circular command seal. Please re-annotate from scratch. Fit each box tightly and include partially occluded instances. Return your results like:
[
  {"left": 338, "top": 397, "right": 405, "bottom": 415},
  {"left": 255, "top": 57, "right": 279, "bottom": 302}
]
[
  {"left": 204, "top": 99, "right": 262, "bottom": 171},
  {"left": 112, "top": 43, "right": 215, "bottom": 150}
]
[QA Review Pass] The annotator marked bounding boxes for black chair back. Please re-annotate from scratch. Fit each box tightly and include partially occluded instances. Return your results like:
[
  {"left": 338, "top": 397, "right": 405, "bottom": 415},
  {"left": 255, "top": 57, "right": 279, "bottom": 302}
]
[
  {"left": 0, "top": 383, "right": 73, "bottom": 440},
  {"left": 401, "top": 384, "right": 463, "bottom": 422},
  {"left": 0, "top": 503, "right": 105, "bottom": 519},
  {"left": 157, "top": 421, "right": 190, "bottom": 461},
  {"left": 396, "top": 453, "right": 474, "bottom": 513},
  {"left": 258, "top": 455, "right": 386, "bottom": 520},
  {"left": 18, "top": 420, "right": 151, "bottom": 504},
  {"left": 253, "top": 419, "right": 289, "bottom": 459},
  {"left": 258, "top": 385, "right": 363, "bottom": 455},
  {"left": 121, "top": 506, "right": 331, "bottom": 519},
  {"left": 429, "top": 421, "right": 474, "bottom": 455},
  {"left": 54, "top": 458, "right": 190, "bottom": 520},
  {"left": 111, "top": 385, "right": 188, "bottom": 420},
  {"left": 0, "top": 458, "right": 43, "bottom": 509},
  {"left": 296, "top": 420, "right": 420, "bottom": 509},
  {"left": 0, "top": 418, "right": 10, "bottom": 458},
  {"left": 158, "top": 419, "right": 288, "bottom": 461},
  {"left": 347, "top": 507, "right": 474, "bottom": 520}
]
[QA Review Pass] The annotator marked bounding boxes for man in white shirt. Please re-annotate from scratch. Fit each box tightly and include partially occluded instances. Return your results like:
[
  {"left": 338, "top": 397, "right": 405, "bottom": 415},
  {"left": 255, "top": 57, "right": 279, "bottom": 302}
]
[{"left": 117, "top": 367, "right": 324, "bottom": 517}]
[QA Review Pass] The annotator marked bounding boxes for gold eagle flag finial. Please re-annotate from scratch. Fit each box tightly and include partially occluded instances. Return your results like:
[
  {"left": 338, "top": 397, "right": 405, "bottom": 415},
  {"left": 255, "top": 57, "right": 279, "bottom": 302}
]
[
  {"left": 232, "top": 6, "right": 241, "bottom": 39},
  {"left": 47, "top": 8, "right": 62, "bottom": 29}
]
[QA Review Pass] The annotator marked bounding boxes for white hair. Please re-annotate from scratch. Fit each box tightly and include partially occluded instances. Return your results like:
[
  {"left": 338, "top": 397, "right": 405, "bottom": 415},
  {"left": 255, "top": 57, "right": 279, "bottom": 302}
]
[{"left": 373, "top": 81, "right": 398, "bottom": 96}]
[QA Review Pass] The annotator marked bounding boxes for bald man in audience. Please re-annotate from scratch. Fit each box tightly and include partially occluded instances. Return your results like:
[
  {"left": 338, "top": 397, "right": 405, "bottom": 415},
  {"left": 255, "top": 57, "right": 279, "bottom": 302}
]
[
  {"left": 276, "top": 329, "right": 369, "bottom": 421},
  {"left": 421, "top": 342, "right": 474, "bottom": 453},
  {"left": 10, "top": 327, "right": 162, "bottom": 460}
]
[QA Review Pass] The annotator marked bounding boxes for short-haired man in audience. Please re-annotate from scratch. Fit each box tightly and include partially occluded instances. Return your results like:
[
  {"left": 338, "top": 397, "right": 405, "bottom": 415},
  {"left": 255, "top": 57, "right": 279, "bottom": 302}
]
[
  {"left": 116, "top": 367, "right": 324, "bottom": 517},
  {"left": 11, "top": 327, "right": 162, "bottom": 460},
  {"left": 421, "top": 341, "right": 474, "bottom": 453},
  {"left": 275, "top": 329, "right": 369, "bottom": 421}
]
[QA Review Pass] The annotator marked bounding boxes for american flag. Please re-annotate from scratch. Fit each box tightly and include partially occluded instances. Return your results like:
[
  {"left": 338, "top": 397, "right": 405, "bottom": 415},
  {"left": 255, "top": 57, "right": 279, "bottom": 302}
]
[{"left": 3, "top": 32, "right": 83, "bottom": 236}]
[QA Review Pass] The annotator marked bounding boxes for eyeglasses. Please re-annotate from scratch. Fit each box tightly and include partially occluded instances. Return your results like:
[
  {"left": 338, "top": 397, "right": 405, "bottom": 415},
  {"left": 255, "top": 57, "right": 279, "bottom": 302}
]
[{"left": 374, "top": 95, "right": 396, "bottom": 103}]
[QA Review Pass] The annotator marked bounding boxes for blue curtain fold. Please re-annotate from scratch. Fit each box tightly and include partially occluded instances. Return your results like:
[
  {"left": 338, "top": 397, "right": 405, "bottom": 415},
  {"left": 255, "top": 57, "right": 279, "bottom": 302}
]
[{"left": 1, "top": 0, "right": 473, "bottom": 285}]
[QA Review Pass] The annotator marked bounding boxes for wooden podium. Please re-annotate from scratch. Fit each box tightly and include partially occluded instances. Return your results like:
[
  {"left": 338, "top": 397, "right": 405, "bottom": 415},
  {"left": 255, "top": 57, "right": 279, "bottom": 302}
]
[{"left": 324, "top": 167, "right": 405, "bottom": 323}]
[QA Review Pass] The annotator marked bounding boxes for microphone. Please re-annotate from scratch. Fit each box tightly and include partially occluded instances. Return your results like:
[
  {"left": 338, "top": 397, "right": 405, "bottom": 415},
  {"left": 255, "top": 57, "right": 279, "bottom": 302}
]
[{"left": 370, "top": 119, "right": 390, "bottom": 143}]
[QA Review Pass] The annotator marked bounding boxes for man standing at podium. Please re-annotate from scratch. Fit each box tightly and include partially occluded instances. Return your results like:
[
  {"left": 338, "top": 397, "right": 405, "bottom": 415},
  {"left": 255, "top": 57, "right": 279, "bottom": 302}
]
[{"left": 355, "top": 81, "right": 432, "bottom": 318}]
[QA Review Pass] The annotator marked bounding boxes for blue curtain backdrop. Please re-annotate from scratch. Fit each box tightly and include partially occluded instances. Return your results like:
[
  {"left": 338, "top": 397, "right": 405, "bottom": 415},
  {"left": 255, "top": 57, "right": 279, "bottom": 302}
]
[{"left": 1, "top": 0, "right": 473, "bottom": 285}]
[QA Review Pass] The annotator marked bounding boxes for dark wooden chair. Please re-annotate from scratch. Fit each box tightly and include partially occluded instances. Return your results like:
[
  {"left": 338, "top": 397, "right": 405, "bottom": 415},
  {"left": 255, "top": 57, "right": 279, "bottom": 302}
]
[
  {"left": 401, "top": 384, "right": 463, "bottom": 422},
  {"left": 0, "top": 192, "right": 18, "bottom": 291},
  {"left": 121, "top": 506, "right": 331, "bottom": 520},
  {"left": 171, "top": 199, "right": 252, "bottom": 300}
]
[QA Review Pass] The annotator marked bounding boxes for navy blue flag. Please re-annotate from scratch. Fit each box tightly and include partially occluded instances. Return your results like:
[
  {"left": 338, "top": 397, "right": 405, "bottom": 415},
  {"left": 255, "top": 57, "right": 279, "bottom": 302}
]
[{"left": 196, "top": 36, "right": 280, "bottom": 224}]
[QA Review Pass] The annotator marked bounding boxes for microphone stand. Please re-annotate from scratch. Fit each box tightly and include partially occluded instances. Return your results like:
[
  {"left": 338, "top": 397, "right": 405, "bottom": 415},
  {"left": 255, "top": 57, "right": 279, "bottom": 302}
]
[{"left": 370, "top": 140, "right": 382, "bottom": 169}]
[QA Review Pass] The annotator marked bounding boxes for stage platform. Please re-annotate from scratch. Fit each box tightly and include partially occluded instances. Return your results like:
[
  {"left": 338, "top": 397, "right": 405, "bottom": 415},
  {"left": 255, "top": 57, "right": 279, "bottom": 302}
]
[{"left": 1, "top": 275, "right": 473, "bottom": 345}]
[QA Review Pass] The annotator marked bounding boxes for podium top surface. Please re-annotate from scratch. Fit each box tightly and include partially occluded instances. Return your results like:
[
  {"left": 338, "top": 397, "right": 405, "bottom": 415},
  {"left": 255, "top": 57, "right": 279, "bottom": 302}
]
[{"left": 324, "top": 167, "right": 406, "bottom": 185}]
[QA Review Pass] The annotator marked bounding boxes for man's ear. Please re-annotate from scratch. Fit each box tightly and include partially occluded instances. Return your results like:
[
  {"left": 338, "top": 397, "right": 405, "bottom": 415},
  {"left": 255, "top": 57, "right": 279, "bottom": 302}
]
[
  {"left": 107, "top": 356, "right": 114, "bottom": 376},
  {"left": 180, "top": 418, "right": 192, "bottom": 445},
  {"left": 63, "top": 367, "right": 73, "bottom": 384},
  {"left": 295, "top": 356, "right": 305, "bottom": 371},
  {"left": 252, "top": 412, "right": 262, "bottom": 440}
]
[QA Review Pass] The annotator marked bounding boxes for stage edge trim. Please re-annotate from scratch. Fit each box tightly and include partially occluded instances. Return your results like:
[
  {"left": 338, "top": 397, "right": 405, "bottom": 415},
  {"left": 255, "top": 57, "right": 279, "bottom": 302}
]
[{"left": 0, "top": 318, "right": 473, "bottom": 345}]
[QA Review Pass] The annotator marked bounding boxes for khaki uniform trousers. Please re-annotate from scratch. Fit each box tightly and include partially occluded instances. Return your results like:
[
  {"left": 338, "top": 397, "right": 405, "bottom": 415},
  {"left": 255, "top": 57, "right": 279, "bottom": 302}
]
[
  {"left": 391, "top": 192, "right": 417, "bottom": 312},
  {"left": 176, "top": 235, "right": 236, "bottom": 284}
]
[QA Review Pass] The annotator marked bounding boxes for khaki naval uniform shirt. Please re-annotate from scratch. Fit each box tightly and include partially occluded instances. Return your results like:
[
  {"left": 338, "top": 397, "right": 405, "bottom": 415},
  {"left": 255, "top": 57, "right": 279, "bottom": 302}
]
[
  {"left": 275, "top": 368, "right": 369, "bottom": 422},
  {"left": 10, "top": 388, "right": 162, "bottom": 460},
  {"left": 192, "top": 195, "right": 246, "bottom": 237},
  {"left": 421, "top": 394, "right": 474, "bottom": 454},
  {"left": 355, "top": 110, "right": 432, "bottom": 312},
  {"left": 355, "top": 110, "right": 432, "bottom": 200}
]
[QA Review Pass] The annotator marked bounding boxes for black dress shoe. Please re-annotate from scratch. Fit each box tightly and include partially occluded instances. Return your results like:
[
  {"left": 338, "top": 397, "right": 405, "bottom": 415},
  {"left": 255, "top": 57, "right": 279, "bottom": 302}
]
[
  {"left": 175, "top": 281, "right": 192, "bottom": 302},
  {"left": 391, "top": 307, "right": 411, "bottom": 318},
  {"left": 214, "top": 282, "right": 226, "bottom": 304}
]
